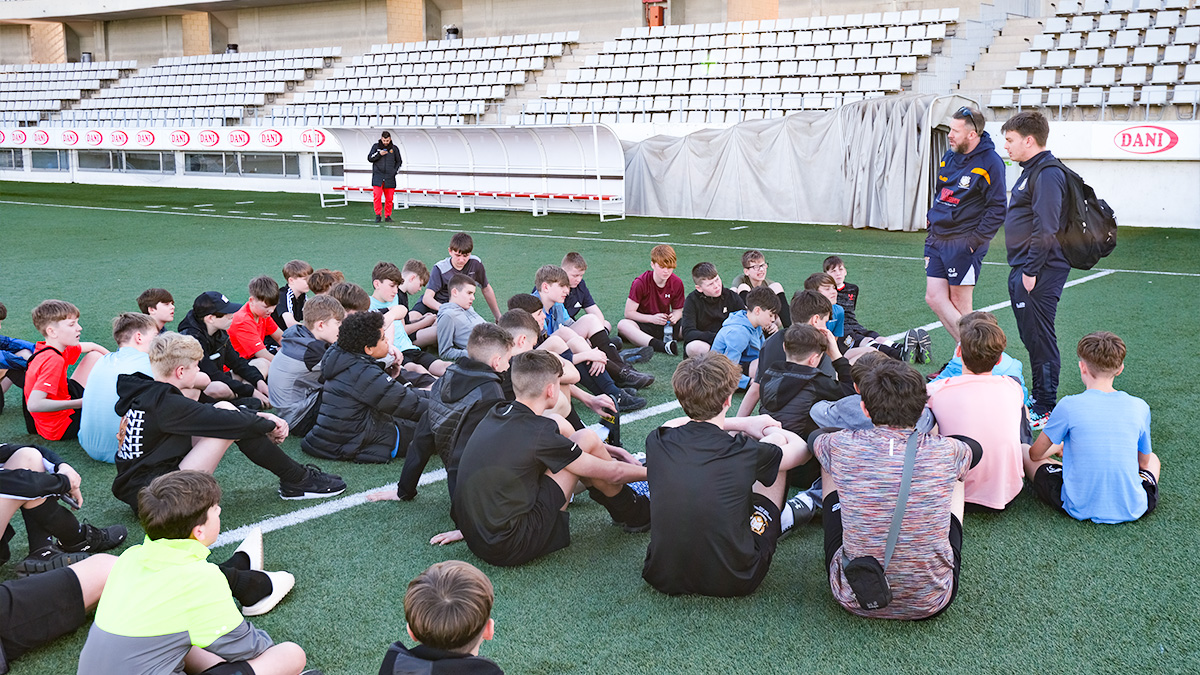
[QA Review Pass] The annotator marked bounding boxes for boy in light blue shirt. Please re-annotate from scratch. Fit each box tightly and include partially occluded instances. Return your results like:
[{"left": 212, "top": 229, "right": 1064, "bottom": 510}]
[
  {"left": 1025, "top": 331, "right": 1160, "bottom": 524},
  {"left": 711, "top": 287, "right": 779, "bottom": 390},
  {"left": 79, "top": 313, "right": 158, "bottom": 463},
  {"left": 370, "top": 261, "right": 449, "bottom": 378}
]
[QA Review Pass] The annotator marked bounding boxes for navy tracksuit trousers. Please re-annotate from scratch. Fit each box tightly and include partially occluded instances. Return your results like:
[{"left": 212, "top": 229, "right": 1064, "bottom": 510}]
[{"left": 1008, "top": 264, "right": 1070, "bottom": 415}]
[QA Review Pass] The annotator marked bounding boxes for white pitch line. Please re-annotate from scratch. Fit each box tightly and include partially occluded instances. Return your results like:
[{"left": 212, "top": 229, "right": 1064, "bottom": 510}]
[
  {"left": 482, "top": 225, "right": 504, "bottom": 229},
  {"left": 693, "top": 231, "right": 711, "bottom": 235},
  {"left": 261, "top": 212, "right": 278, "bottom": 216},
  {"left": 881, "top": 269, "right": 1117, "bottom": 342},
  {"left": 631, "top": 233, "right": 669, "bottom": 238},
  {"left": 326, "top": 216, "right": 345, "bottom": 220},
  {"left": 531, "top": 227, "right": 553, "bottom": 232},
  {"left": 292, "top": 214, "right": 310, "bottom": 218},
  {"left": 194, "top": 203, "right": 213, "bottom": 207},
  {"left": 212, "top": 469, "right": 448, "bottom": 549},
  {"left": 145, "top": 205, "right": 165, "bottom": 208},
  {"left": 2, "top": 200, "right": 1193, "bottom": 277},
  {"left": 401, "top": 220, "right": 422, "bottom": 224},
  {"left": 236, "top": 200, "right": 255, "bottom": 204},
  {"left": 730, "top": 225, "right": 749, "bottom": 230},
  {"left": 578, "top": 230, "right": 601, "bottom": 235},
  {"left": 228, "top": 210, "right": 245, "bottom": 214},
  {"left": 170, "top": 207, "right": 188, "bottom": 210}
]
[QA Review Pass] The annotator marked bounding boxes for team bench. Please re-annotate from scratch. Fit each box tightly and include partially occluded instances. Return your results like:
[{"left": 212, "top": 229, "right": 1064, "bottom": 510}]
[{"left": 331, "top": 185, "right": 625, "bottom": 221}]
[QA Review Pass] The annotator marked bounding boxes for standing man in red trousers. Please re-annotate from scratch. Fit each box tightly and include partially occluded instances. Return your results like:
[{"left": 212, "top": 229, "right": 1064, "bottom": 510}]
[{"left": 368, "top": 131, "right": 402, "bottom": 222}]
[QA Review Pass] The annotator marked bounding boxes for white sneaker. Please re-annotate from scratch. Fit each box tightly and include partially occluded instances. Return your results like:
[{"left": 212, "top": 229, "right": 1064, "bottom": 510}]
[
  {"left": 235, "top": 527, "right": 263, "bottom": 571},
  {"left": 242, "top": 570, "right": 295, "bottom": 617}
]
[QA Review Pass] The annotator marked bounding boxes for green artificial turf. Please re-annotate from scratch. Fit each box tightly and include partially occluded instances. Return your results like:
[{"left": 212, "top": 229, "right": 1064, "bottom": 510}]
[{"left": 1, "top": 181, "right": 1198, "bottom": 674}]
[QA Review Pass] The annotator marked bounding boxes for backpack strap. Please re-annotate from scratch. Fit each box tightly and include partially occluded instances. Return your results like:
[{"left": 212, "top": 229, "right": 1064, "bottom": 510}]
[
  {"left": 883, "top": 431, "right": 920, "bottom": 571},
  {"left": 1022, "top": 156, "right": 1067, "bottom": 200}
]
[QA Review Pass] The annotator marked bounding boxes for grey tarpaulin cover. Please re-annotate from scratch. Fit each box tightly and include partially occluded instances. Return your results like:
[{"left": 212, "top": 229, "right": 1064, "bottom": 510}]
[{"left": 622, "top": 94, "right": 975, "bottom": 231}]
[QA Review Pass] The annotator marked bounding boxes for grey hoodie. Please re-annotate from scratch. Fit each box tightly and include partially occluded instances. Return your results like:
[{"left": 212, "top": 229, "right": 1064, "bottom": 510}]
[{"left": 436, "top": 302, "right": 486, "bottom": 361}]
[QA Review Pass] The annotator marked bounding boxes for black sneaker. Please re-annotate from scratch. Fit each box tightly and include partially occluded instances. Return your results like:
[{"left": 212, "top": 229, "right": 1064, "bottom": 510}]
[
  {"left": 60, "top": 523, "right": 128, "bottom": 554},
  {"left": 900, "top": 329, "right": 920, "bottom": 363},
  {"left": 912, "top": 328, "right": 932, "bottom": 364},
  {"left": 614, "top": 390, "right": 646, "bottom": 413},
  {"left": 614, "top": 366, "right": 654, "bottom": 390},
  {"left": 385, "top": 216, "right": 393, "bottom": 222},
  {"left": 279, "top": 464, "right": 347, "bottom": 500},
  {"left": 621, "top": 492, "right": 652, "bottom": 534},
  {"left": 664, "top": 340, "right": 679, "bottom": 356},
  {"left": 15, "top": 546, "right": 90, "bottom": 577},
  {"left": 618, "top": 346, "right": 653, "bottom": 365},
  {"left": 781, "top": 491, "right": 818, "bottom": 538},
  {"left": 375, "top": 215, "right": 382, "bottom": 223}
]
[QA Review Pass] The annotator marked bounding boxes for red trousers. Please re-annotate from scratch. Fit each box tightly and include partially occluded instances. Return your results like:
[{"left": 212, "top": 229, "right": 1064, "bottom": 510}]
[{"left": 373, "top": 186, "right": 395, "bottom": 216}]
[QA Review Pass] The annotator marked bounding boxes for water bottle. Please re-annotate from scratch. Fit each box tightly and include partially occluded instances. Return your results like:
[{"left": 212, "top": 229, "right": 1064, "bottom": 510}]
[{"left": 663, "top": 320, "right": 673, "bottom": 344}]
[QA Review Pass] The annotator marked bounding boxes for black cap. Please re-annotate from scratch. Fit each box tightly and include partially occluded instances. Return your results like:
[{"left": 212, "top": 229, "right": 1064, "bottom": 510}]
[{"left": 193, "top": 291, "right": 241, "bottom": 319}]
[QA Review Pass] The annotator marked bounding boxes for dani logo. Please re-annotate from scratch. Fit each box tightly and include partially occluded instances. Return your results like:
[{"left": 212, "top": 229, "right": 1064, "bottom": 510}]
[
  {"left": 32, "top": 129, "right": 49, "bottom": 145},
  {"left": 259, "top": 129, "right": 283, "bottom": 147},
  {"left": 170, "top": 130, "right": 190, "bottom": 147},
  {"left": 229, "top": 129, "right": 251, "bottom": 147},
  {"left": 10, "top": 129, "right": 25, "bottom": 144},
  {"left": 111, "top": 130, "right": 129, "bottom": 146},
  {"left": 61, "top": 130, "right": 79, "bottom": 145},
  {"left": 198, "top": 130, "right": 220, "bottom": 147},
  {"left": 300, "top": 129, "right": 325, "bottom": 147},
  {"left": 136, "top": 130, "right": 155, "bottom": 146},
  {"left": 85, "top": 130, "right": 103, "bottom": 146},
  {"left": 1114, "top": 126, "right": 1179, "bottom": 155}
]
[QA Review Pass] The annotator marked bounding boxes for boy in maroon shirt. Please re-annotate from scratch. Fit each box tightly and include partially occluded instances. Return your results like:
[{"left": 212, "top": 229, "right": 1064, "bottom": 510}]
[{"left": 617, "top": 245, "right": 685, "bottom": 355}]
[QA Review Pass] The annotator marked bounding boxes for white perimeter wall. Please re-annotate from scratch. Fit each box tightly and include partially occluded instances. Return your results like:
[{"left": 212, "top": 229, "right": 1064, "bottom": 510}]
[{"left": 986, "top": 121, "right": 1200, "bottom": 230}]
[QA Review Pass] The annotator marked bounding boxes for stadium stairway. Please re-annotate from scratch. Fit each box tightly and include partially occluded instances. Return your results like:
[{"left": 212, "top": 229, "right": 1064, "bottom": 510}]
[
  {"left": 955, "top": 16, "right": 1048, "bottom": 116},
  {"left": 499, "top": 41, "right": 602, "bottom": 125}
]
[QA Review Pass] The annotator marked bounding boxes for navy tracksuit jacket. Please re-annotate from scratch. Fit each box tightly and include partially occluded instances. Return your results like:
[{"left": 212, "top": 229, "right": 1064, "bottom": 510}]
[
  {"left": 926, "top": 132, "right": 1008, "bottom": 250},
  {"left": 1005, "top": 149, "right": 1070, "bottom": 416}
]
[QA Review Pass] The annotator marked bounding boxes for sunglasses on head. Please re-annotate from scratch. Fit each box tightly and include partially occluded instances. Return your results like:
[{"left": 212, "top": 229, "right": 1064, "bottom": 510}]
[{"left": 957, "top": 107, "right": 981, "bottom": 134}]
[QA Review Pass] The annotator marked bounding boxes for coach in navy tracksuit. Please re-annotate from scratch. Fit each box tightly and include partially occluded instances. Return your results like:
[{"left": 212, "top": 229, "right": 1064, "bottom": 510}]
[
  {"left": 924, "top": 106, "right": 1007, "bottom": 342},
  {"left": 1001, "top": 111, "right": 1070, "bottom": 426}
]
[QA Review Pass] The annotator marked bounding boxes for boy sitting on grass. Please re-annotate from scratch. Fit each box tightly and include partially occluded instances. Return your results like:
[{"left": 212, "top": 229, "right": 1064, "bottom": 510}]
[
  {"left": 79, "top": 313, "right": 159, "bottom": 463},
  {"left": 759, "top": 323, "right": 854, "bottom": 441},
  {"left": 370, "top": 261, "right": 448, "bottom": 378},
  {"left": 273, "top": 259, "right": 313, "bottom": 331},
  {"left": 228, "top": 276, "right": 283, "bottom": 373},
  {"left": 731, "top": 250, "right": 790, "bottom": 328},
  {"left": 398, "top": 259, "right": 438, "bottom": 347},
  {"left": 929, "top": 311, "right": 1030, "bottom": 407},
  {"left": 267, "top": 295, "right": 345, "bottom": 437},
  {"left": 379, "top": 560, "right": 502, "bottom": 674},
  {"left": 453, "top": 351, "right": 648, "bottom": 567},
  {"left": 113, "top": 333, "right": 346, "bottom": 513},
  {"left": 79, "top": 470, "right": 321, "bottom": 675},
  {"left": 422, "top": 232, "right": 503, "bottom": 321},
  {"left": 1025, "top": 331, "right": 1160, "bottom": 524},
  {"left": 711, "top": 286, "right": 780, "bottom": 390},
  {"left": 136, "top": 288, "right": 176, "bottom": 332},
  {"left": 642, "top": 352, "right": 813, "bottom": 597},
  {"left": 178, "top": 292, "right": 271, "bottom": 409},
  {"left": 737, "top": 290, "right": 834, "bottom": 417},
  {"left": 617, "top": 244, "right": 685, "bottom": 356},
  {"left": 437, "top": 274, "right": 487, "bottom": 362},
  {"left": 24, "top": 300, "right": 109, "bottom": 441},
  {"left": 306, "top": 269, "right": 344, "bottom": 296},
  {"left": 680, "top": 262, "right": 744, "bottom": 358},
  {"left": 1, "top": 442, "right": 126, "bottom": 576},
  {"left": 812, "top": 360, "right": 980, "bottom": 620},
  {"left": 302, "top": 311, "right": 427, "bottom": 464},
  {"left": 927, "top": 318, "right": 1029, "bottom": 511},
  {"left": 560, "top": 252, "right": 611, "bottom": 333}
]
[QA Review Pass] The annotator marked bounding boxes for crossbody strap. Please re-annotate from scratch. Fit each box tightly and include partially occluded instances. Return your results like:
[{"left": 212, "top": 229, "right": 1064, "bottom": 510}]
[{"left": 882, "top": 431, "right": 920, "bottom": 571}]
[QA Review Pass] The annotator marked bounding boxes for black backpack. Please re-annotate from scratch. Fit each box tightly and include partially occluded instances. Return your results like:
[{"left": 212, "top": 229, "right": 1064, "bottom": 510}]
[{"left": 1027, "top": 158, "right": 1117, "bottom": 270}]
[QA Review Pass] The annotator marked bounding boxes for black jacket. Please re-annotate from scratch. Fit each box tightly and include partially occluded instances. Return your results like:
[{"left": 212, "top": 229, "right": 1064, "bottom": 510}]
[
  {"left": 379, "top": 641, "right": 503, "bottom": 675},
  {"left": 178, "top": 310, "right": 263, "bottom": 397},
  {"left": 113, "top": 373, "right": 276, "bottom": 509},
  {"left": 758, "top": 359, "right": 853, "bottom": 439},
  {"left": 368, "top": 141, "right": 403, "bottom": 188},
  {"left": 1004, "top": 149, "right": 1070, "bottom": 276},
  {"left": 680, "top": 288, "right": 744, "bottom": 345},
  {"left": 301, "top": 345, "right": 426, "bottom": 463},
  {"left": 0, "top": 443, "right": 70, "bottom": 500},
  {"left": 398, "top": 357, "right": 504, "bottom": 500}
]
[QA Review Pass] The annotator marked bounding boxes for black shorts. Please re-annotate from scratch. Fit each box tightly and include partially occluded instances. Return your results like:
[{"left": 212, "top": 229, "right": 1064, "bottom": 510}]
[
  {"left": 924, "top": 237, "right": 986, "bottom": 286},
  {"left": 471, "top": 474, "right": 571, "bottom": 567},
  {"left": 0, "top": 567, "right": 86, "bottom": 663},
  {"left": 410, "top": 301, "right": 434, "bottom": 317},
  {"left": 402, "top": 349, "right": 438, "bottom": 369},
  {"left": 1032, "top": 464, "right": 1159, "bottom": 518},
  {"left": 743, "top": 492, "right": 783, "bottom": 594},
  {"left": 634, "top": 322, "right": 666, "bottom": 342},
  {"left": 822, "top": 491, "right": 963, "bottom": 620},
  {"left": 58, "top": 379, "right": 85, "bottom": 440}
]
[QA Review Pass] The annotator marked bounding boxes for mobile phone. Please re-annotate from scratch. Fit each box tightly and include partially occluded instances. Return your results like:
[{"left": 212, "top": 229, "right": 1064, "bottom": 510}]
[{"left": 60, "top": 494, "right": 80, "bottom": 510}]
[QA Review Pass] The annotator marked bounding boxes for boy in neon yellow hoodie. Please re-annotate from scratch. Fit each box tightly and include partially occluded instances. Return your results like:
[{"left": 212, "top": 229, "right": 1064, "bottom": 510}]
[{"left": 78, "top": 471, "right": 319, "bottom": 675}]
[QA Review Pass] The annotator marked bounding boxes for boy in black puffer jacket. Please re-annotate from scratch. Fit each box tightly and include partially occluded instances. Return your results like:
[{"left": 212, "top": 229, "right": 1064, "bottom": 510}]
[
  {"left": 758, "top": 323, "right": 854, "bottom": 441},
  {"left": 302, "top": 311, "right": 427, "bottom": 464}
]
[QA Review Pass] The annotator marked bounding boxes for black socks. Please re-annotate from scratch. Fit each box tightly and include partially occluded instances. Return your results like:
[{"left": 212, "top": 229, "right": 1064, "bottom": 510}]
[
  {"left": 237, "top": 436, "right": 307, "bottom": 484},
  {"left": 649, "top": 338, "right": 666, "bottom": 353},
  {"left": 219, "top": 563, "right": 272, "bottom": 606},
  {"left": 22, "top": 500, "right": 83, "bottom": 550},
  {"left": 588, "top": 485, "right": 650, "bottom": 530}
]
